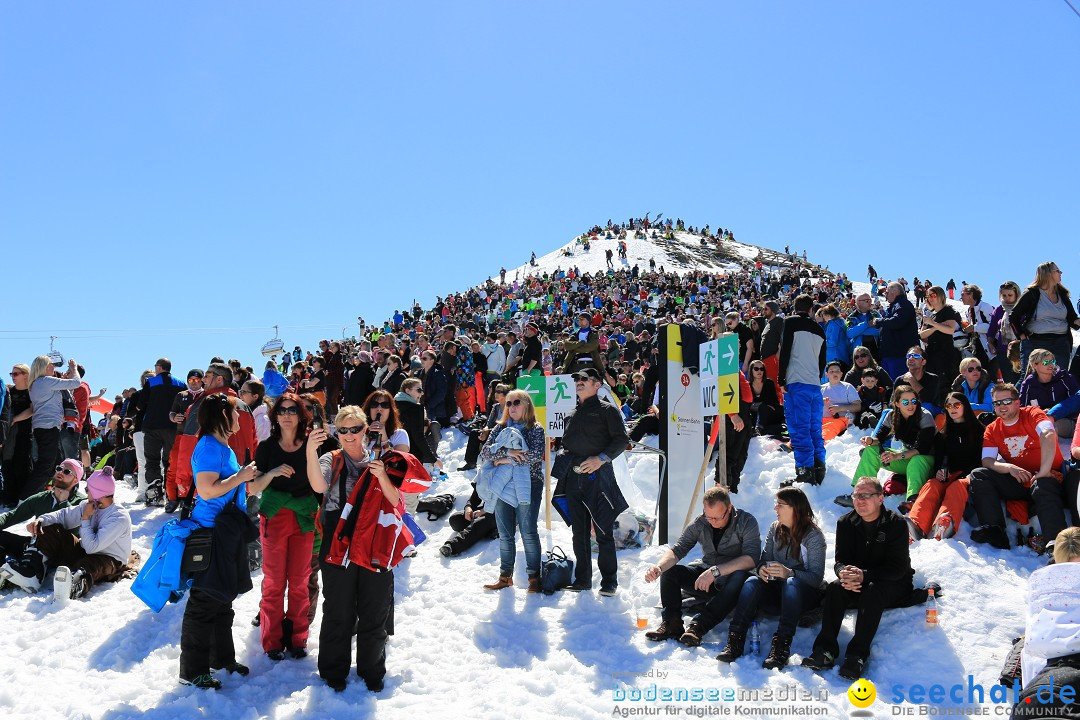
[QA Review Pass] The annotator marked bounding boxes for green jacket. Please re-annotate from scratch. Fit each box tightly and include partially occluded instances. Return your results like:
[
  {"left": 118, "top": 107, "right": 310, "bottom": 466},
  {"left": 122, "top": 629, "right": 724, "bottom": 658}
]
[
  {"left": 259, "top": 486, "right": 319, "bottom": 534},
  {"left": 0, "top": 486, "right": 88, "bottom": 533}
]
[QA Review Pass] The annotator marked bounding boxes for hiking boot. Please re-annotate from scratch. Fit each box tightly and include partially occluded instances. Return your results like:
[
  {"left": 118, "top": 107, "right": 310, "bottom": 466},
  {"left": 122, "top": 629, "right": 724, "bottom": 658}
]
[
  {"left": 483, "top": 575, "right": 513, "bottom": 591},
  {"left": 458, "top": 463, "right": 477, "bottom": 472},
  {"left": 800, "top": 649, "right": 835, "bottom": 671},
  {"left": 645, "top": 619, "right": 685, "bottom": 642},
  {"left": 179, "top": 674, "right": 222, "bottom": 690},
  {"left": 833, "top": 494, "right": 854, "bottom": 508},
  {"left": 599, "top": 583, "right": 618, "bottom": 597},
  {"left": 69, "top": 569, "right": 90, "bottom": 600},
  {"left": 267, "top": 650, "right": 286, "bottom": 661},
  {"left": 813, "top": 459, "right": 827, "bottom": 485},
  {"left": 164, "top": 499, "right": 180, "bottom": 514},
  {"left": 678, "top": 622, "right": 706, "bottom": 647},
  {"left": 527, "top": 577, "right": 542, "bottom": 594},
  {"left": 790, "top": 466, "right": 816, "bottom": 486},
  {"left": 933, "top": 513, "right": 956, "bottom": 540},
  {"left": 904, "top": 516, "right": 925, "bottom": 544},
  {"left": 839, "top": 655, "right": 868, "bottom": 680},
  {"left": 438, "top": 544, "right": 453, "bottom": 557},
  {"left": 715, "top": 630, "right": 747, "bottom": 663},
  {"left": 763, "top": 634, "right": 793, "bottom": 670},
  {"left": 326, "top": 677, "right": 347, "bottom": 692},
  {"left": 970, "top": 525, "right": 1010, "bottom": 550}
]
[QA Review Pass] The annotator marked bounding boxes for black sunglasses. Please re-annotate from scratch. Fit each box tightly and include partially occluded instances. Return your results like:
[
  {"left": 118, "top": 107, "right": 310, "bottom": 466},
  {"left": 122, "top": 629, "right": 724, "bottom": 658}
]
[
  {"left": 277, "top": 406, "right": 299, "bottom": 415},
  {"left": 370, "top": 400, "right": 392, "bottom": 409},
  {"left": 337, "top": 426, "right": 366, "bottom": 435},
  {"left": 55, "top": 465, "right": 75, "bottom": 476},
  {"left": 506, "top": 398, "right": 526, "bottom": 407}
]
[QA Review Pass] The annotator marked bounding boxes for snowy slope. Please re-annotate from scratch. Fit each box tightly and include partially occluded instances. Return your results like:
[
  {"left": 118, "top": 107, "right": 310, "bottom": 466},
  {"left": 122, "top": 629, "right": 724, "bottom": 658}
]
[
  {"left": 0, "top": 421, "right": 1044, "bottom": 720},
  {"left": 500, "top": 229, "right": 807, "bottom": 286}
]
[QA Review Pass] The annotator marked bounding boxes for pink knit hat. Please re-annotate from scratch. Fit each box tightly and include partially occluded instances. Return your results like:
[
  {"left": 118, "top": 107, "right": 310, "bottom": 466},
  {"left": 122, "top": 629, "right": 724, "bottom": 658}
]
[
  {"left": 86, "top": 467, "right": 116, "bottom": 499},
  {"left": 57, "top": 458, "right": 85, "bottom": 483}
]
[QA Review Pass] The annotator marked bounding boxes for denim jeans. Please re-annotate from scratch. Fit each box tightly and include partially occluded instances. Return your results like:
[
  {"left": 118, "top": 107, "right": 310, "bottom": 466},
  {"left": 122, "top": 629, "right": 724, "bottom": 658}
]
[
  {"left": 493, "top": 480, "right": 542, "bottom": 577},
  {"left": 730, "top": 576, "right": 824, "bottom": 639},
  {"left": 1020, "top": 335, "right": 1073, "bottom": 377}
]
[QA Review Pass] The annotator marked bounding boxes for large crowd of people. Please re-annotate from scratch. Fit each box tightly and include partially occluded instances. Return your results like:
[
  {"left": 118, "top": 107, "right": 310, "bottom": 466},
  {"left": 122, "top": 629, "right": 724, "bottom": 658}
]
[{"left": 1, "top": 219, "right": 1079, "bottom": 704}]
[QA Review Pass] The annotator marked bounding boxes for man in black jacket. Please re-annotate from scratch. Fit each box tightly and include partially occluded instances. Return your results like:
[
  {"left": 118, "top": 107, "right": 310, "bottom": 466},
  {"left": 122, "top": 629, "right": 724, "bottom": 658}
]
[
  {"left": 559, "top": 367, "right": 630, "bottom": 596},
  {"left": 139, "top": 358, "right": 185, "bottom": 507},
  {"left": 802, "top": 477, "right": 914, "bottom": 680}
]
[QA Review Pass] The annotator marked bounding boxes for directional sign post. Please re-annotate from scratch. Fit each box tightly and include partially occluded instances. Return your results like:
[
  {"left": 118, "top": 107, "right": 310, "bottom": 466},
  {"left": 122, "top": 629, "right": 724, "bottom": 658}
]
[{"left": 716, "top": 334, "right": 740, "bottom": 416}]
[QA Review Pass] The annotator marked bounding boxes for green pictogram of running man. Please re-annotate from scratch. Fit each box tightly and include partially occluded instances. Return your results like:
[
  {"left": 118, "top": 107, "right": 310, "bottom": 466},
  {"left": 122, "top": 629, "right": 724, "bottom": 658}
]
[{"left": 551, "top": 376, "right": 571, "bottom": 402}]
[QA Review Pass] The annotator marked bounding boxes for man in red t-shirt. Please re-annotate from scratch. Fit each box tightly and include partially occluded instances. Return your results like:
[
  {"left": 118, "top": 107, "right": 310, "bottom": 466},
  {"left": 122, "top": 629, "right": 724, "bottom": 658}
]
[{"left": 969, "top": 383, "right": 1069, "bottom": 552}]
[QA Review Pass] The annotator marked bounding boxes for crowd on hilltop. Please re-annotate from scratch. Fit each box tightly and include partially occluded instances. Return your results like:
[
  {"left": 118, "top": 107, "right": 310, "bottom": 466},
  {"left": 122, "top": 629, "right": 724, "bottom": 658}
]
[{"left": 2, "top": 220, "right": 1080, "bottom": 703}]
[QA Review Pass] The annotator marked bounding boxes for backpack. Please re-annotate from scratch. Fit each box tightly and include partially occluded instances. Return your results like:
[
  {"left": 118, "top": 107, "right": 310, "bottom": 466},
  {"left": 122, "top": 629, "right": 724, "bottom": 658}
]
[
  {"left": 416, "top": 493, "right": 456, "bottom": 521},
  {"left": 540, "top": 545, "right": 574, "bottom": 595},
  {"left": 61, "top": 389, "right": 79, "bottom": 427}
]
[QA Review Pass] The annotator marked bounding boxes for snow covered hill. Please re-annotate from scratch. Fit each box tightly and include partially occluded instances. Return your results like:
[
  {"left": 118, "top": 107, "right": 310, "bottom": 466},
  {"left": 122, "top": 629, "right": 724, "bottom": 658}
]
[{"left": 0, "top": 229, "right": 1048, "bottom": 720}]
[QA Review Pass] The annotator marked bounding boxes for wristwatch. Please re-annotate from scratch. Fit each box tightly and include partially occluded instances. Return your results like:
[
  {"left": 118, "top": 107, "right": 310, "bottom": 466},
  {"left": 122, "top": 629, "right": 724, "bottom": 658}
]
[{"left": 710, "top": 566, "right": 721, "bottom": 579}]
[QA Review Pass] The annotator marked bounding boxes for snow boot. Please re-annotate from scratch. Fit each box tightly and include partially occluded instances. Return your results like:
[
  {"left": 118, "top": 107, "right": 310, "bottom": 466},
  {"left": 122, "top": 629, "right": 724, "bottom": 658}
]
[
  {"left": 813, "top": 459, "right": 827, "bottom": 485},
  {"left": 780, "top": 466, "right": 815, "bottom": 489},
  {"left": 970, "top": 525, "right": 1010, "bottom": 550},
  {"left": 762, "top": 634, "right": 793, "bottom": 670},
  {"left": 3, "top": 549, "right": 45, "bottom": 592},
  {"left": 716, "top": 629, "right": 747, "bottom": 663},
  {"left": 53, "top": 565, "right": 73, "bottom": 605},
  {"left": 904, "top": 516, "right": 925, "bottom": 544},
  {"left": 678, "top": 621, "right": 707, "bottom": 647},
  {"left": 69, "top": 569, "right": 90, "bottom": 600}
]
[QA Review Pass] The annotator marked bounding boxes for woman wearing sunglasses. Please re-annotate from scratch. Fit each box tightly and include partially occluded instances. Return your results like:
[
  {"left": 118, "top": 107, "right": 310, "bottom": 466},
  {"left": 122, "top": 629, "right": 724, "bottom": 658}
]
[
  {"left": 1011, "top": 261, "right": 1079, "bottom": 376},
  {"left": 361, "top": 390, "right": 409, "bottom": 456},
  {"left": 904, "top": 392, "right": 986, "bottom": 542},
  {"left": 477, "top": 389, "right": 545, "bottom": 592},
  {"left": 919, "top": 286, "right": 963, "bottom": 384},
  {"left": 844, "top": 346, "right": 892, "bottom": 397},
  {"left": 836, "top": 385, "right": 935, "bottom": 511},
  {"left": 746, "top": 360, "right": 785, "bottom": 438},
  {"left": 1019, "top": 349, "right": 1080, "bottom": 437},
  {"left": 2, "top": 364, "right": 34, "bottom": 504},
  {"left": 951, "top": 357, "right": 995, "bottom": 415},
  {"left": 253, "top": 393, "right": 320, "bottom": 661}
]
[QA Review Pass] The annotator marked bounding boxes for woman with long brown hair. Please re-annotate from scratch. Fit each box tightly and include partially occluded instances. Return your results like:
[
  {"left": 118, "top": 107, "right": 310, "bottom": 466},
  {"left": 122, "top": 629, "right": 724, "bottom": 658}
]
[
  {"left": 717, "top": 487, "right": 825, "bottom": 669},
  {"left": 253, "top": 393, "right": 320, "bottom": 660}
]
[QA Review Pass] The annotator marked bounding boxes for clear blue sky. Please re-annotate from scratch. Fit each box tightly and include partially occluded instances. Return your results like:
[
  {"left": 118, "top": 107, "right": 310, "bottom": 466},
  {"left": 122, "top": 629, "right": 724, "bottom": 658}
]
[{"left": 2, "top": 2, "right": 1076, "bottom": 400}]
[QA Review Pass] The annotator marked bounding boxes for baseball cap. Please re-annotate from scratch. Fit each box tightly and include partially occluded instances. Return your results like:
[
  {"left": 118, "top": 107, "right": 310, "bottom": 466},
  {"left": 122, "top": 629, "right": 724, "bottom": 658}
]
[{"left": 572, "top": 368, "right": 602, "bottom": 382}]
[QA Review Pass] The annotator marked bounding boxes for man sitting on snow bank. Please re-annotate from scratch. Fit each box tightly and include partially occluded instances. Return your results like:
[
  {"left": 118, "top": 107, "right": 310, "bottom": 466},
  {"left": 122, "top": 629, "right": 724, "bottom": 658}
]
[
  {"left": 1, "top": 467, "right": 131, "bottom": 600},
  {"left": 642, "top": 485, "right": 759, "bottom": 647},
  {"left": 0, "top": 459, "right": 86, "bottom": 560}
]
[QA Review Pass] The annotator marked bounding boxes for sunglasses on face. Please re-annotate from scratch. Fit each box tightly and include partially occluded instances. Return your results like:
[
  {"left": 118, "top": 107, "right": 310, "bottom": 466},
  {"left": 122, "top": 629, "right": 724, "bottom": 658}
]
[
  {"left": 906, "top": 353, "right": 923, "bottom": 360},
  {"left": 337, "top": 426, "right": 366, "bottom": 435},
  {"left": 854, "top": 353, "right": 871, "bottom": 360},
  {"left": 55, "top": 465, "right": 75, "bottom": 476},
  {"left": 853, "top": 492, "right": 882, "bottom": 501},
  {"left": 993, "top": 398, "right": 1015, "bottom": 407},
  {"left": 277, "top": 406, "right": 299, "bottom": 415},
  {"left": 965, "top": 366, "right": 982, "bottom": 373},
  {"left": 898, "top": 399, "right": 919, "bottom": 406},
  {"left": 506, "top": 399, "right": 524, "bottom": 407},
  {"left": 370, "top": 400, "right": 392, "bottom": 409},
  {"left": 1042, "top": 358, "right": 1057, "bottom": 366},
  {"left": 751, "top": 367, "right": 765, "bottom": 372},
  {"left": 945, "top": 402, "right": 963, "bottom": 410},
  {"left": 10, "top": 370, "right": 26, "bottom": 376}
]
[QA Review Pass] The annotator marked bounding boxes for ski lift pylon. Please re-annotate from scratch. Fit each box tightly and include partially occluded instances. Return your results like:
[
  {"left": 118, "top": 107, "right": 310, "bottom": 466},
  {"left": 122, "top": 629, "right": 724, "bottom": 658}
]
[
  {"left": 46, "top": 336, "right": 64, "bottom": 366},
  {"left": 261, "top": 325, "right": 284, "bottom": 357}
]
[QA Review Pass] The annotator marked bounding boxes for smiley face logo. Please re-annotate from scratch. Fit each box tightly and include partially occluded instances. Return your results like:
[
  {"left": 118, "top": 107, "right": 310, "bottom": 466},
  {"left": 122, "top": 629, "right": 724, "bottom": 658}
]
[{"left": 847, "top": 678, "right": 876, "bottom": 708}]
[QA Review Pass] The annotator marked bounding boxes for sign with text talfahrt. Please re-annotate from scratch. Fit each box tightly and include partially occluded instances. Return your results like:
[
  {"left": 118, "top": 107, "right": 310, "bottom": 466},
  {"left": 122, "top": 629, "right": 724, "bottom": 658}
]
[{"left": 544, "top": 374, "right": 576, "bottom": 438}]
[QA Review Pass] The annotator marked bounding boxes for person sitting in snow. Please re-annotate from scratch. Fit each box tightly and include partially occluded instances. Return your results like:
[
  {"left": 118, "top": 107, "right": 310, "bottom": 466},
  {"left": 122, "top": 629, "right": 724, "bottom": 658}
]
[
  {"left": 1, "top": 467, "right": 131, "bottom": 600},
  {"left": 0, "top": 458, "right": 86, "bottom": 561},
  {"left": 642, "top": 486, "right": 759, "bottom": 647}
]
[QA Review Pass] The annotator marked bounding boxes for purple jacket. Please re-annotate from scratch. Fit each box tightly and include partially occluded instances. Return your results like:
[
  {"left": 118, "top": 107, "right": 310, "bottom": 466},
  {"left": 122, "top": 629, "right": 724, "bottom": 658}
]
[{"left": 1018, "top": 368, "right": 1080, "bottom": 416}]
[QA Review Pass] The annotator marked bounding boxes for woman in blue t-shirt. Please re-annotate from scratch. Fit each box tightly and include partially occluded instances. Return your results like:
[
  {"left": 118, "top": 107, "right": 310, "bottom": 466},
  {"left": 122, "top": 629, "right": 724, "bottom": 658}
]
[{"left": 179, "top": 393, "right": 275, "bottom": 690}]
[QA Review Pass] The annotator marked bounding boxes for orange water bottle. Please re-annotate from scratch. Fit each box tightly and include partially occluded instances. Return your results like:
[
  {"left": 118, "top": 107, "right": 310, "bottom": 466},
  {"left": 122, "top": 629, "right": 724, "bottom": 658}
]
[{"left": 925, "top": 588, "right": 938, "bottom": 627}]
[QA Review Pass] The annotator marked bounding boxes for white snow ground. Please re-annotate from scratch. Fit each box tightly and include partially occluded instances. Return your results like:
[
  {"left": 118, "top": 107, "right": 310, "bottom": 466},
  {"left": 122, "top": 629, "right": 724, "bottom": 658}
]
[{"left": 0, "top": 422, "right": 1047, "bottom": 720}]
